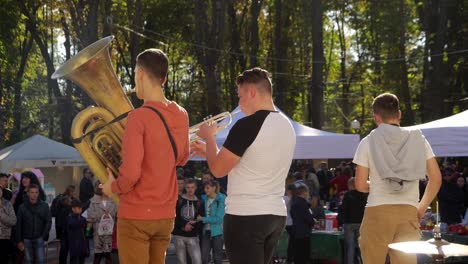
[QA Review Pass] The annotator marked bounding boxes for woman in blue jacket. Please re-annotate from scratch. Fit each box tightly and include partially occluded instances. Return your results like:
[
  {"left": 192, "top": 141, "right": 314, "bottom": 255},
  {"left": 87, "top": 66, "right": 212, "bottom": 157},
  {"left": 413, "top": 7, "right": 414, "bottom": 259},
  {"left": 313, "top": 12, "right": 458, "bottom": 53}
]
[{"left": 197, "top": 180, "right": 226, "bottom": 264}]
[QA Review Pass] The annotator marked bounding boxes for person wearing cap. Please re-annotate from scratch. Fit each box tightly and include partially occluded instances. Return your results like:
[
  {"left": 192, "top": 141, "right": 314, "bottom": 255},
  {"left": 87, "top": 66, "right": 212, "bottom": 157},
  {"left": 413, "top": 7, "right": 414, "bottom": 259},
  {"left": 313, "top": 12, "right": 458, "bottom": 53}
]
[{"left": 64, "top": 200, "right": 88, "bottom": 264}]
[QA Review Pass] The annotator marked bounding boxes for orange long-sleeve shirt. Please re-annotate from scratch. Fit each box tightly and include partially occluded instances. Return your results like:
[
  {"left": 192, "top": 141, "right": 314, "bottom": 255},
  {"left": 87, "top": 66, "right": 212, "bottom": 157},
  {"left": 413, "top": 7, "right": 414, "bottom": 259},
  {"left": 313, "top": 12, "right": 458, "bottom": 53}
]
[{"left": 111, "top": 101, "right": 189, "bottom": 220}]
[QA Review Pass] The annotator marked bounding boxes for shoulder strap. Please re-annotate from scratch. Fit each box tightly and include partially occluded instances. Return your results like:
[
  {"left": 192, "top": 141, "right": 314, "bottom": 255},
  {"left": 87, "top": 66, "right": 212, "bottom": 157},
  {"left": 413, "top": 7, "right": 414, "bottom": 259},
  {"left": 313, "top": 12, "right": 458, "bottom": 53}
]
[{"left": 142, "top": 106, "right": 178, "bottom": 161}]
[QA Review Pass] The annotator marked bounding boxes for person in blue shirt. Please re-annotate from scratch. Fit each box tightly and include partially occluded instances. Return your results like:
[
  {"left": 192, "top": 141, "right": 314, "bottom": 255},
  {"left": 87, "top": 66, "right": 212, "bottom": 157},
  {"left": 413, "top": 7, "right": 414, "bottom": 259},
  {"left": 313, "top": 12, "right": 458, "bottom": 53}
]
[{"left": 197, "top": 180, "right": 226, "bottom": 264}]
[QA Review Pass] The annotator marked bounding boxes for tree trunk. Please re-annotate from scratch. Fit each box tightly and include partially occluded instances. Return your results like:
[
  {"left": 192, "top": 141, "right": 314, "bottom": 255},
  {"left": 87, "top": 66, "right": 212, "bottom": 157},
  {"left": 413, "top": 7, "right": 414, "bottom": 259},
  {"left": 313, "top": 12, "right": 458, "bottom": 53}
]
[
  {"left": 420, "top": 0, "right": 448, "bottom": 121},
  {"left": 127, "top": 0, "right": 142, "bottom": 87},
  {"left": 11, "top": 31, "right": 34, "bottom": 144},
  {"left": 227, "top": 0, "right": 246, "bottom": 108},
  {"left": 194, "top": 0, "right": 225, "bottom": 114},
  {"left": 60, "top": 11, "right": 74, "bottom": 145},
  {"left": 310, "top": 0, "right": 324, "bottom": 129},
  {"left": 273, "top": 0, "right": 287, "bottom": 109},
  {"left": 102, "top": 0, "right": 112, "bottom": 37},
  {"left": 336, "top": 6, "right": 350, "bottom": 133},
  {"left": 19, "top": 1, "right": 64, "bottom": 141},
  {"left": 398, "top": 0, "right": 415, "bottom": 125},
  {"left": 248, "top": 0, "right": 263, "bottom": 67}
]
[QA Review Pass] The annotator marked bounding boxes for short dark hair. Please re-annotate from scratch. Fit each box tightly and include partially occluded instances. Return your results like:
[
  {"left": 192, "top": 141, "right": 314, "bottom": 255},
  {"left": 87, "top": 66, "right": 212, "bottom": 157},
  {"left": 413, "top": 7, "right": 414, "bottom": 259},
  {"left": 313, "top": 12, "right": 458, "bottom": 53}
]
[
  {"left": 28, "top": 184, "right": 40, "bottom": 191},
  {"left": 136, "top": 49, "right": 169, "bottom": 81},
  {"left": 236, "top": 67, "right": 272, "bottom": 94},
  {"left": 0, "top": 173, "right": 9, "bottom": 179},
  {"left": 286, "top": 184, "right": 296, "bottom": 192},
  {"left": 71, "top": 199, "right": 82, "bottom": 208},
  {"left": 184, "top": 178, "right": 197, "bottom": 186},
  {"left": 293, "top": 171, "right": 303, "bottom": 180},
  {"left": 372, "top": 93, "right": 400, "bottom": 120},
  {"left": 294, "top": 184, "right": 309, "bottom": 196}
]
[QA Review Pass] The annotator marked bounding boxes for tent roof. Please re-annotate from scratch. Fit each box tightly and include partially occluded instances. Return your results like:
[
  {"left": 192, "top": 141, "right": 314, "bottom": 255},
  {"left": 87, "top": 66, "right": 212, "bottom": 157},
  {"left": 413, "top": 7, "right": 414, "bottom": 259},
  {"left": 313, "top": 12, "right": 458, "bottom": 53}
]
[
  {"left": 202, "top": 106, "right": 360, "bottom": 159},
  {"left": 405, "top": 110, "right": 468, "bottom": 157},
  {"left": 0, "top": 135, "right": 85, "bottom": 171}
]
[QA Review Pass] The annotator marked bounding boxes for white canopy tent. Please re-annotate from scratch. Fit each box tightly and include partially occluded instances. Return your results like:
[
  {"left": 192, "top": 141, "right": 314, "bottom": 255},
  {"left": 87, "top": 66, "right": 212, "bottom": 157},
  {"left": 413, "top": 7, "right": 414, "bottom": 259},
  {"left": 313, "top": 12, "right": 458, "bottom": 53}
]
[
  {"left": 0, "top": 134, "right": 86, "bottom": 171},
  {"left": 194, "top": 106, "right": 360, "bottom": 159},
  {"left": 406, "top": 110, "right": 468, "bottom": 157}
]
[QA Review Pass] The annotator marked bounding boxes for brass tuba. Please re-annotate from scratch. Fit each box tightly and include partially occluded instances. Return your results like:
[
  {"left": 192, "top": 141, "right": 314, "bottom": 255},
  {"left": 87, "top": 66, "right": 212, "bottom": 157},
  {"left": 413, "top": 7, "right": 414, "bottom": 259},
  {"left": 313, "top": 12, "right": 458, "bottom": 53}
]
[{"left": 52, "top": 36, "right": 133, "bottom": 188}]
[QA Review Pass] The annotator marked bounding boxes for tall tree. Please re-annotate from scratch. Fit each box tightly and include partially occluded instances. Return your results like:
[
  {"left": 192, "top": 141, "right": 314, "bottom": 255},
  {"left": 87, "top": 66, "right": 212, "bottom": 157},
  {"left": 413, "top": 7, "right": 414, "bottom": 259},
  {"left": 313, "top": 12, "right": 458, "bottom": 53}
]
[
  {"left": 194, "top": 0, "right": 226, "bottom": 114},
  {"left": 310, "top": 0, "right": 325, "bottom": 129},
  {"left": 248, "top": 0, "right": 263, "bottom": 67},
  {"left": 397, "top": 0, "right": 415, "bottom": 125}
]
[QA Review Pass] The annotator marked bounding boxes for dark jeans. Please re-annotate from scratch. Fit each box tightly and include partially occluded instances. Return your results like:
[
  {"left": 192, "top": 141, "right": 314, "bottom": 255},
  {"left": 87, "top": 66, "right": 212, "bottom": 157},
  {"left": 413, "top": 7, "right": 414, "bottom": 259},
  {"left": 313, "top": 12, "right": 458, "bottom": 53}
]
[
  {"left": 285, "top": 226, "right": 294, "bottom": 262},
  {"left": 0, "top": 239, "right": 13, "bottom": 262},
  {"left": 293, "top": 237, "right": 310, "bottom": 264},
  {"left": 94, "top": 252, "right": 112, "bottom": 264},
  {"left": 70, "top": 256, "right": 85, "bottom": 264},
  {"left": 59, "top": 238, "right": 68, "bottom": 264},
  {"left": 24, "top": 238, "right": 46, "bottom": 264},
  {"left": 344, "top": 223, "right": 361, "bottom": 264},
  {"left": 201, "top": 232, "right": 223, "bottom": 264},
  {"left": 223, "top": 214, "right": 285, "bottom": 264}
]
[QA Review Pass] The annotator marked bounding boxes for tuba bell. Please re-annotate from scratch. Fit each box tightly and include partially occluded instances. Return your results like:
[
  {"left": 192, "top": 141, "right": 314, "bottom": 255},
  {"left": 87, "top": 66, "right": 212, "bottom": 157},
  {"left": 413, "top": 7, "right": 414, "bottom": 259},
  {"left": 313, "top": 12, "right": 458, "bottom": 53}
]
[{"left": 52, "top": 36, "right": 132, "bottom": 191}]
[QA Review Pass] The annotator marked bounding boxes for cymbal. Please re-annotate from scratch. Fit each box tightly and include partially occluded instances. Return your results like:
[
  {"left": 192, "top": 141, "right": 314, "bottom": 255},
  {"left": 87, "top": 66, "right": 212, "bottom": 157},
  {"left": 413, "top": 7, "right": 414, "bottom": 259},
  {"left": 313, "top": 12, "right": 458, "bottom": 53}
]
[{"left": 389, "top": 239, "right": 468, "bottom": 257}]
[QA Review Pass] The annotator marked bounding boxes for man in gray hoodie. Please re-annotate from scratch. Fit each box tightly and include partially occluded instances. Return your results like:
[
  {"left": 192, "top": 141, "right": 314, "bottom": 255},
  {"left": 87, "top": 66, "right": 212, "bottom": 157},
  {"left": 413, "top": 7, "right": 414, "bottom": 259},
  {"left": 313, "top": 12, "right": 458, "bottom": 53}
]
[{"left": 353, "top": 93, "right": 441, "bottom": 264}]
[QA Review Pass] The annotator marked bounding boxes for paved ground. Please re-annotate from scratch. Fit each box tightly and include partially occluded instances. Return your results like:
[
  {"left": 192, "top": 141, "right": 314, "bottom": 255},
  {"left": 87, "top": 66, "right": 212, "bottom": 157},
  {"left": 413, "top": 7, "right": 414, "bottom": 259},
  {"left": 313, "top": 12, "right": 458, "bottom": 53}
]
[{"left": 45, "top": 240, "right": 179, "bottom": 264}]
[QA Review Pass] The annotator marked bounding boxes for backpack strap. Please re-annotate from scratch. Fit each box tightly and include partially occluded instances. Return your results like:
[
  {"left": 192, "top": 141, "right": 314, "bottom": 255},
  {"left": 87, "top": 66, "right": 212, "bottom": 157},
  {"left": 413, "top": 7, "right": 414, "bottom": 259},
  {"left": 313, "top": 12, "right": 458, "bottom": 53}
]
[{"left": 142, "top": 106, "right": 178, "bottom": 161}]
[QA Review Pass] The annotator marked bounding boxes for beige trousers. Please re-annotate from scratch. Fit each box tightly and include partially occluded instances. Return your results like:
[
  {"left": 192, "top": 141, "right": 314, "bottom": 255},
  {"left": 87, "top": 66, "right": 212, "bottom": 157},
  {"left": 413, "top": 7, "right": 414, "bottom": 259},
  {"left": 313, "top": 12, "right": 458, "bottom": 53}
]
[
  {"left": 359, "top": 204, "right": 421, "bottom": 264},
  {"left": 117, "top": 218, "right": 175, "bottom": 264}
]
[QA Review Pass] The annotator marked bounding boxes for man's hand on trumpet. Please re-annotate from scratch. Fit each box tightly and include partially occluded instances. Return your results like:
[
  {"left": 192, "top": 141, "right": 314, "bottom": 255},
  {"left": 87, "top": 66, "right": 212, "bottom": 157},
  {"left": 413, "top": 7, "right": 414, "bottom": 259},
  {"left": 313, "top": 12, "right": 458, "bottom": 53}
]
[{"left": 190, "top": 122, "right": 217, "bottom": 158}]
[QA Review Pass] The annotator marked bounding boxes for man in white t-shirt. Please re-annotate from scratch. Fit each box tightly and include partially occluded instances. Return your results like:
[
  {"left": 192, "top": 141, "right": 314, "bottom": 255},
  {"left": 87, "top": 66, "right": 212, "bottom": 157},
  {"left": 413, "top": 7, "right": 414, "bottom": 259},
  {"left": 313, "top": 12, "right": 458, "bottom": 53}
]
[
  {"left": 191, "top": 67, "right": 296, "bottom": 264},
  {"left": 353, "top": 93, "right": 441, "bottom": 264}
]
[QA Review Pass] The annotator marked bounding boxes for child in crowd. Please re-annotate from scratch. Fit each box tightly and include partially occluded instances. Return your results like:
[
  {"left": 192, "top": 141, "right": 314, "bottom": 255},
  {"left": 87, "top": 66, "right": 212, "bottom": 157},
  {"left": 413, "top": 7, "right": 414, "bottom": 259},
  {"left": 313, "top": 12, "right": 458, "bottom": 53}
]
[
  {"left": 290, "top": 185, "right": 315, "bottom": 264},
  {"left": 87, "top": 182, "right": 117, "bottom": 264},
  {"left": 64, "top": 200, "right": 88, "bottom": 264}
]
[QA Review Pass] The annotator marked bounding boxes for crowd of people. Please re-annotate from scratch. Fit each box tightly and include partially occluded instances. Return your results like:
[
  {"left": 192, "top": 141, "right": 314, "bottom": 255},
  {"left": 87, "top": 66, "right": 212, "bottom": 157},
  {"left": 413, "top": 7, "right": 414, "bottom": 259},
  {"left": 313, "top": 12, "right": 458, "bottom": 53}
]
[
  {"left": 283, "top": 162, "right": 467, "bottom": 264},
  {"left": 0, "top": 159, "right": 466, "bottom": 264},
  {"left": 0, "top": 168, "right": 119, "bottom": 264}
]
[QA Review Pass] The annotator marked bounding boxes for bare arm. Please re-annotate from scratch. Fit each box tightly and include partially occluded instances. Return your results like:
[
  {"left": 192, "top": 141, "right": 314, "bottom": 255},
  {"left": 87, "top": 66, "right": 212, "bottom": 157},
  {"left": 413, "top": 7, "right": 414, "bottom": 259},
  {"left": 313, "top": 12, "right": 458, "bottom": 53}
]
[
  {"left": 191, "top": 123, "right": 240, "bottom": 178},
  {"left": 417, "top": 157, "right": 442, "bottom": 220},
  {"left": 204, "top": 136, "right": 240, "bottom": 177},
  {"left": 355, "top": 165, "right": 370, "bottom": 193}
]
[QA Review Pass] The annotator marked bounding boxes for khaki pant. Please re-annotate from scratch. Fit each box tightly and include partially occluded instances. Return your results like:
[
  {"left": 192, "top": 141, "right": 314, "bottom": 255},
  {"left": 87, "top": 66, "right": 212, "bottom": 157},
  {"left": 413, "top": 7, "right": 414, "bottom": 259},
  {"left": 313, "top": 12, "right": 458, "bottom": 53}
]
[
  {"left": 359, "top": 205, "right": 421, "bottom": 264},
  {"left": 117, "top": 218, "right": 174, "bottom": 264}
]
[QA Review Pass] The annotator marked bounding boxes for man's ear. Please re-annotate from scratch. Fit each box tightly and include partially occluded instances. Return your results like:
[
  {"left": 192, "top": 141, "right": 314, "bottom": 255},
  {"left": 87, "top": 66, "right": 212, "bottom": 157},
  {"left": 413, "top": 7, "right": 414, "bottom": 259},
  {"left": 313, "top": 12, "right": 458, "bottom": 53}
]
[
  {"left": 248, "top": 85, "right": 256, "bottom": 98},
  {"left": 373, "top": 113, "right": 381, "bottom": 124},
  {"left": 161, "top": 76, "right": 167, "bottom": 86},
  {"left": 398, "top": 110, "right": 402, "bottom": 120}
]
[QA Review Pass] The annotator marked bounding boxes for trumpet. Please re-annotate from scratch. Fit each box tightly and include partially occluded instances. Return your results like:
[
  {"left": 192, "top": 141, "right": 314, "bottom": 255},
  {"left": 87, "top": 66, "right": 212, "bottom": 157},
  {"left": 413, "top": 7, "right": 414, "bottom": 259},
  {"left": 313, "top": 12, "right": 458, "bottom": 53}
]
[{"left": 190, "top": 110, "right": 240, "bottom": 143}]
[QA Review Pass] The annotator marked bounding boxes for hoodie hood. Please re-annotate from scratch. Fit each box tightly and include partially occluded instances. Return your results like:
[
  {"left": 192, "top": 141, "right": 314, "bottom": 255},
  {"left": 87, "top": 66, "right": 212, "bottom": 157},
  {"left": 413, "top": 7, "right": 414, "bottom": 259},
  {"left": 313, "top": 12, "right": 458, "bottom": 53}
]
[{"left": 368, "top": 123, "right": 426, "bottom": 192}]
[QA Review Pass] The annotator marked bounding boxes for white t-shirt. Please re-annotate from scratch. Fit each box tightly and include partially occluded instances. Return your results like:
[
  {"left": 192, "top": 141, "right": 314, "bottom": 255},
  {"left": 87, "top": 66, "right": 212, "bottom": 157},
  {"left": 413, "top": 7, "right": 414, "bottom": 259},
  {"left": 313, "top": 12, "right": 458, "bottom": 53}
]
[
  {"left": 353, "top": 134, "right": 435, "bottom": 208},
  {"left": 223, "top": 110, "right": 296, "bottom": 216}
]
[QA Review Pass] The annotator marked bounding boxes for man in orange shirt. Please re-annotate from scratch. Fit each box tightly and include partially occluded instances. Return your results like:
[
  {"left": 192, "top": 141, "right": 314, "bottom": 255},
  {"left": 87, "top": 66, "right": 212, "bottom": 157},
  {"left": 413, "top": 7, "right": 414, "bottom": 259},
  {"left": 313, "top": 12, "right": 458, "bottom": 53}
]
[{"left": 102, "top": 49, "right": 190, "bottom": 264}]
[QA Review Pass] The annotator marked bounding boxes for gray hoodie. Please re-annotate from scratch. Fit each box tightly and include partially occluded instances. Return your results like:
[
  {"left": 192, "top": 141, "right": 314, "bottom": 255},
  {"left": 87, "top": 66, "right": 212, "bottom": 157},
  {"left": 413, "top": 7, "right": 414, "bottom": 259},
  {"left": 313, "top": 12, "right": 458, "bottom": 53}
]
[{"left": 368, "top": 124, "right": 426, "bottom": 193}]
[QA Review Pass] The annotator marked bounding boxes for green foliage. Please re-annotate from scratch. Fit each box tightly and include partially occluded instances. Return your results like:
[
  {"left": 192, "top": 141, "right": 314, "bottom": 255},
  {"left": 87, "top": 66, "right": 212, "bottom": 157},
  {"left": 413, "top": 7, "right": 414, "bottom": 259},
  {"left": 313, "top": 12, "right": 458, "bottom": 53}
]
[{"left": 0, "top": 0, "right": 466, "bottom": 148}]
